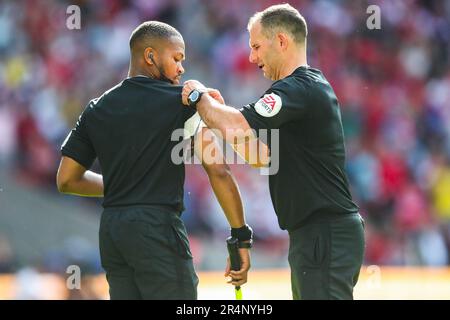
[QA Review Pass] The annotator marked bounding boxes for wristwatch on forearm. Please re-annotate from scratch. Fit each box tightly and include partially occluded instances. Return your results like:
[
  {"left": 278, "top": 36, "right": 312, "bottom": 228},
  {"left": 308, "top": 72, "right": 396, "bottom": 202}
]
[
  {"left": 230, "top": 224, "right": 253, "bottom": 249},
  {"left": 187, "top": 89, "right": 204, "bottom": 109}
]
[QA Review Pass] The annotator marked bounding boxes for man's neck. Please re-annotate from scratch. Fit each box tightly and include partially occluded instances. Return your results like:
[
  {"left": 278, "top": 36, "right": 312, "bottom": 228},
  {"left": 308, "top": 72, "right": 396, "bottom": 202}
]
[
  {"left": 128, "top": 64, "right": 151, "bottom": 78},
  {"left": 278, "top": 55, "right": 308, "bottom": 80},
  {"left": 128, "top": 70, "right": 148, "bottom": 78},
  {"left": 277, "top": 43, "right": 308, "bottom": 80}
]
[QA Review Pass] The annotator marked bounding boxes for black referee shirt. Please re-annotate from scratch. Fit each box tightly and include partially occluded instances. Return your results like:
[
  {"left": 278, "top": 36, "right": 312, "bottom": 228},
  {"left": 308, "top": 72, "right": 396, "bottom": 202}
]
[
  {"left": 240, "top": 66, "right": 358, "bottom": 231},
  {"left": 61, "top": 76, "right": 195, "bottom": 210}
]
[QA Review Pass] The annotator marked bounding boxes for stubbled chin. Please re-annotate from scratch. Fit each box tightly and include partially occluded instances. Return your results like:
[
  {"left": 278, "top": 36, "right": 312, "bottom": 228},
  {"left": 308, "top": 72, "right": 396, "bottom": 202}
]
[{"left": 173, "top": 79, "right": 180, "bottom": 85}]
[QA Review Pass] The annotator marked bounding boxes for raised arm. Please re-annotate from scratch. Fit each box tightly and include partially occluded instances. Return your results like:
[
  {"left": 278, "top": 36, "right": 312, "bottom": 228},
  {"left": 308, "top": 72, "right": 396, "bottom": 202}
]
[
  {"left": 185, "top": 82, "right": 270, "bottom": 168},
  {"left": 182, "top": 81, "right": 251, "bottom": 142}
]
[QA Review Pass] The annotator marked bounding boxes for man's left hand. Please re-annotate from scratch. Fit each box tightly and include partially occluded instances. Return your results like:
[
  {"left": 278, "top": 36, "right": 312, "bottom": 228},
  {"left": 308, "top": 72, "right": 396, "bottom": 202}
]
[{"left": 224, "top": 248, "right": 251, "bottom": 287}]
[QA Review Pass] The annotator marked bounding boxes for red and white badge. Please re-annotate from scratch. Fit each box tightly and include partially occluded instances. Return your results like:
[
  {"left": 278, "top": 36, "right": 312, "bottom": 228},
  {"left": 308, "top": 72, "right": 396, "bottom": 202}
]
[{"left": 254, "top": 93, "right": 282, "bottom": 117}]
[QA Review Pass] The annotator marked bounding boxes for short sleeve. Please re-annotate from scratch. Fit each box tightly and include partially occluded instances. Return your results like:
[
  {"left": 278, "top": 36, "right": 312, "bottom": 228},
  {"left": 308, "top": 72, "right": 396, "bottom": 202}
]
[
  {"left": 61, "top": 104, "right": 96, "bottom": 169},
  {"left": 240, "top": 79, "right": 307, "bottom": 132},
  {"left": 183, "top": 112, "right": 206, "bottom": 140},
  {"left": 183, "top": 106, "right": 197, "bottom": 122}
]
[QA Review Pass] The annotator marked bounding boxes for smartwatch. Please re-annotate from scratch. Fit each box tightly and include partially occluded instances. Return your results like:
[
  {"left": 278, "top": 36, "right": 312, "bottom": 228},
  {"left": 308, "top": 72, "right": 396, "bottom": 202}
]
[{"left": 187, "top": 89, "right": 204, "bottom": 109}]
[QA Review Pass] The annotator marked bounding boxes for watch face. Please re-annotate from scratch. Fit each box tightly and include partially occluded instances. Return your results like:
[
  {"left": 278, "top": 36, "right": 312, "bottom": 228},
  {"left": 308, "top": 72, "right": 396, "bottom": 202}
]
[{"left": 189, "top": 90, "right": 199, "bottom": 102}]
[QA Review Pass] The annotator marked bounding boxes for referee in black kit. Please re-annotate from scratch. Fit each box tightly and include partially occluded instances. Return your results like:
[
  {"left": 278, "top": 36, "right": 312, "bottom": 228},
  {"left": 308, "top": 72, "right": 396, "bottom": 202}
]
[
  {"left": 56, "top": 21, "right": 252, "bottom": 300},
  {"left": 183, "top": 4, "right": 365, "bottom": 300}
]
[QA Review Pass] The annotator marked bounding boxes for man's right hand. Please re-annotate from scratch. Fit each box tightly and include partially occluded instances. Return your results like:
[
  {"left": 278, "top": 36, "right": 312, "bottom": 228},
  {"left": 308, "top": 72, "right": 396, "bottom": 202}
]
[
  {"left": 182, "top": 80, "right": 207, "bottom": 105},
  {"left": 182, "top": 80, "right": 225, "bottom": 105}
]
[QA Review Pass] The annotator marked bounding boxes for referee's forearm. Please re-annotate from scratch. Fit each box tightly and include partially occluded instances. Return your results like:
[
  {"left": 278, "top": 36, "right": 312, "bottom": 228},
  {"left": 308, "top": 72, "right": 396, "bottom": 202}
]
[
  {"left": 197, "top": 95, "right": 250, "bottom": 144},
  {"left": 59, "top": 171, "right": 104, "bottom": 197}
]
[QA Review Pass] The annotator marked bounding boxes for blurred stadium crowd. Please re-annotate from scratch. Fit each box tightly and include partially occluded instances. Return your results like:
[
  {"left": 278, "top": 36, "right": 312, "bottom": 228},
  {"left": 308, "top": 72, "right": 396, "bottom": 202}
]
[{"left": 1, "top": 0, "right": 450, "bottom": 281}]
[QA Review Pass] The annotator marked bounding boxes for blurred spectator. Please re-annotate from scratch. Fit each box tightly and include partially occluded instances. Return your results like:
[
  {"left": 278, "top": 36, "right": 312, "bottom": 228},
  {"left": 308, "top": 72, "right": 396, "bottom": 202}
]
[{"left": 0, "top": 234, "right": 15, "bottom": 273}]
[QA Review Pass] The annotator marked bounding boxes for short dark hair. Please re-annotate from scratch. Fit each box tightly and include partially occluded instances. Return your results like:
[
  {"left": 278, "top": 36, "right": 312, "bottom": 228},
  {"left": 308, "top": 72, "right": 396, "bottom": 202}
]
[
  {"left": 129, "top": 21, "right": 182, "bottom": 49},
  {"left": 248, "top": 4, "right": 308, "bottom": 45}
]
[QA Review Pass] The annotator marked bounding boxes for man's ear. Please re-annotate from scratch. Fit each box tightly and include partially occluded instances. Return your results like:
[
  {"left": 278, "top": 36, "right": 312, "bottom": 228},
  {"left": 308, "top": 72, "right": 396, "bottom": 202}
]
[
  {"left": 277, "top": 33, "right": 289, "bottom": 51},
  {"left": 144, "top": 47, "right": 154, "bottom": 65}
]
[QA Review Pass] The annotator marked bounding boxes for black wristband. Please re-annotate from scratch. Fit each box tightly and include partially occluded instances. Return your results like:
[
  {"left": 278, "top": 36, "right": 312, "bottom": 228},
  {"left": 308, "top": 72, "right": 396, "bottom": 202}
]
[{"left": 231, "top": 224, "right": 253, "bottom": 241}]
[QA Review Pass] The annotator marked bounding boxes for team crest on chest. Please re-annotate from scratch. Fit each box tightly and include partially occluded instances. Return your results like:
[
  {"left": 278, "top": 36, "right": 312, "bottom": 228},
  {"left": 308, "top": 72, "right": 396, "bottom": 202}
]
[{"left": 254, "top": 93, "right": 282, "bottom": 117}]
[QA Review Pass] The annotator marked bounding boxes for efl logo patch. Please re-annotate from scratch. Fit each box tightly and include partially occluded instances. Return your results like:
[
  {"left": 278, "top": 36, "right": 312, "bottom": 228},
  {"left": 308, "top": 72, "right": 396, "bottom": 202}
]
[{"left": 254, "top": 93, "right": 282, "bottom": 117}]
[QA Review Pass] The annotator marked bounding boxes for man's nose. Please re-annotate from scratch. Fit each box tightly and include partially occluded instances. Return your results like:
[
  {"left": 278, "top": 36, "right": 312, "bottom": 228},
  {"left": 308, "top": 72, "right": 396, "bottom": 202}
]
[
  {"left": 178, "top": 64, "right": 185, "bottom": 75},
  {"left": 249, "top": 50, "right": 257, "bottom": 64}
]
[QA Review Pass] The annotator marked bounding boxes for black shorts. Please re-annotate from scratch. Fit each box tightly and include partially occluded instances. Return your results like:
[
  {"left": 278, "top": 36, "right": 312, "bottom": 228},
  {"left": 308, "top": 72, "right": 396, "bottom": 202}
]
[
  {"left": 288, "top": 213, "right": 365, "bottom": 300},
  {"left": 99, "top": 205, "right": 198, "bottom": 300}
]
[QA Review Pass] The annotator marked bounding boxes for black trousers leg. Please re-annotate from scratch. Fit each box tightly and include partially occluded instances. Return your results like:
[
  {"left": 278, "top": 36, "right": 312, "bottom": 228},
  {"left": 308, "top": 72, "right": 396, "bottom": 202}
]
[
  {"left": 288, "top": 213, "right": 365, "bottom": 300},
  {"left": 99, "top": 212, "right": 142, "bottom": 300},
  {"left": 100, "top": 206, "right": 198, "bottom": 300}
]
